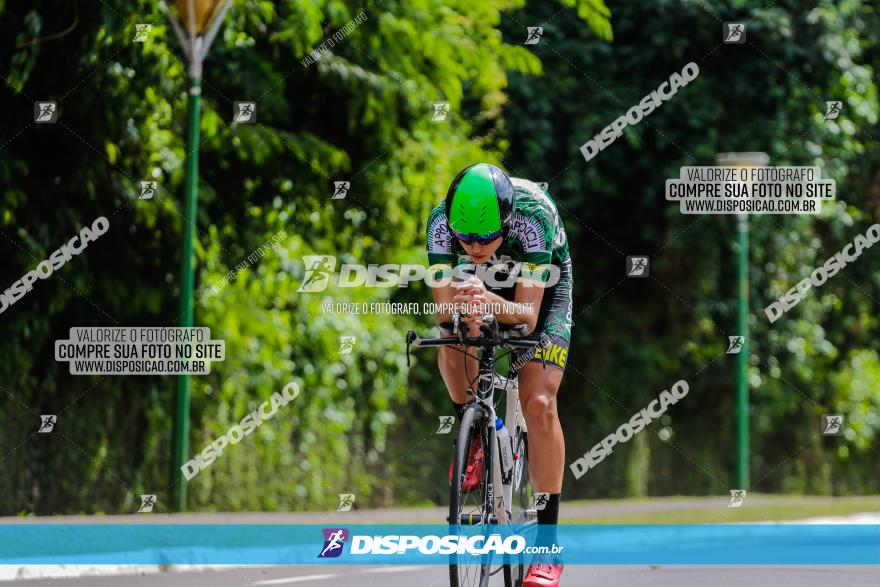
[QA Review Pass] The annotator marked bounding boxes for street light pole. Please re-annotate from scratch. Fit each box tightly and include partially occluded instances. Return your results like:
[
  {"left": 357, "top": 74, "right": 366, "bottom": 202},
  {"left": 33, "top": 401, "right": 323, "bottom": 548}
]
[
  {"left": 735, "top": 211, "right": 749, "bottom": 490},
  {"left": 168, "top": 0, "right": 232, "bottom": 513},
  {"left": 716, "top": 151, "right": 768, "bottom": 491}
]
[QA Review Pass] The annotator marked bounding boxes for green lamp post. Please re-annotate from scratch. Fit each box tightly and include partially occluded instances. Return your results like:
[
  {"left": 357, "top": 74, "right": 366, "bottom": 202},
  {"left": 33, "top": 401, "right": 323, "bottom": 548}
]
[
  {"left": 167, "top": 0, "right": 232, "bottom": 512},
  {"left": 716, "top": 151, "right": 769, "bottom": 491}
]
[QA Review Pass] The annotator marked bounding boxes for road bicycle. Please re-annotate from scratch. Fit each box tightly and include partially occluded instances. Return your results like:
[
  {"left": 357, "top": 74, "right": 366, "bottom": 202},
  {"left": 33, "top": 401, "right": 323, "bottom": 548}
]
[{"left": 406, "top": 313, "right": 542, "bottom": 587}]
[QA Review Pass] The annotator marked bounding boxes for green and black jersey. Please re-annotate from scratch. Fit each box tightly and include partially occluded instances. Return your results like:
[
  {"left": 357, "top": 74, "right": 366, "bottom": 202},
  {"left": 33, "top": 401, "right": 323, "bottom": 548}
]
[{"left": 425, "top": 177, "right": 573, "bottom": 357}]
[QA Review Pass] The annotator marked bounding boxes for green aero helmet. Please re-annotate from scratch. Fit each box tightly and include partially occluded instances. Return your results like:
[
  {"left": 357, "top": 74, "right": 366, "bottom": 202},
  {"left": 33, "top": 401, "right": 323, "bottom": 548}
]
[{"left": 444, "top": 163, "right": 515, "bottom": 244}]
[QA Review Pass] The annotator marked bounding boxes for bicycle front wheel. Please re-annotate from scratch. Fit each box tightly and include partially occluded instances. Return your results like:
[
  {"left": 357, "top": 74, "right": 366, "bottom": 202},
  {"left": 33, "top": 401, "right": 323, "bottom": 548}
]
[{"left": 449, "top": 404, "right": 492, "bottom": 587}]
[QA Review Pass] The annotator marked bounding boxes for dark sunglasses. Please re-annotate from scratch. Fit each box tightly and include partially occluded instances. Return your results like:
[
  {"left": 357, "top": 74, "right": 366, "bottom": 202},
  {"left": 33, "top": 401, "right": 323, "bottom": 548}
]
[{"left": 452, "top": 229, "right": 503, "bottom": 245}]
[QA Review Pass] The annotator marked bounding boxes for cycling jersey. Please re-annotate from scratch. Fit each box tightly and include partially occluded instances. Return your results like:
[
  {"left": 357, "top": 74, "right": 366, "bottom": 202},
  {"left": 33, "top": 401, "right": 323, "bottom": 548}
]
[{"left": 425, "top": 178, "right": 574, "bottom": 369}]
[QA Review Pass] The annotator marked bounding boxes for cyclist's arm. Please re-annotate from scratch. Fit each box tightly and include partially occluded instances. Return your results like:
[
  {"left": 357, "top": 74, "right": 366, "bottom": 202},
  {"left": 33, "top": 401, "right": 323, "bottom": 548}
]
[
  {"left": 494, "top": 279, "right": 544, "bottom": 333},
  {"left": 432, "top": 279, "right": 457, "bottom": 326},
  {"left": 453, "top": 272, "right": 545, "bottom": 334}
]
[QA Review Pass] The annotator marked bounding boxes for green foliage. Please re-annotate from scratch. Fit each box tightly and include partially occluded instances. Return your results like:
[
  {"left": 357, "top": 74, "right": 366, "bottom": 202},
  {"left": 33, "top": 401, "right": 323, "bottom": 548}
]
[
  {"left": 0, "top": 0, "right": 610, "bottom": 513},
  {"left": 1, "top": 0, "right": 876, "bottom": 515},
  {"left": 496, "top": 0, "right": 880, "bottom": 498}
]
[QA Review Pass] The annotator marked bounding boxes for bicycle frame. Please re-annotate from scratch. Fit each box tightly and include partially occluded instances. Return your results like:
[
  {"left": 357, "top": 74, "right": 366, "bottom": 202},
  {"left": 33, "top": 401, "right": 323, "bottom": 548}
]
[
  {"left": 487, "top": 370, "right": 528, "bottom": 525},
  {"left": 406, "top": 316, "right": 539, "bottom": 587},
  {"left": 406, "top": 315, "right": 537, "bottom": 526}
]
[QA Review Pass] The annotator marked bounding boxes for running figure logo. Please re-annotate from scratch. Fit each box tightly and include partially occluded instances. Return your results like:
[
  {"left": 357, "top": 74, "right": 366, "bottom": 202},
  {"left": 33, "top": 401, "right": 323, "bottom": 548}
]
[
  {"left": 133, "top": 24, "right": 151, "bottom": 42},
  {"left": 533, "top": 492, "right": 550, "bottom": 511},
  {"left": 139, "top": 181, "right": 157, "bottom": 200},
  {"left": 728, "top": 489, "right": 746, "bottom": 508},
  {"left": 822, "top": 414, "right": 843, "bottom": 436},
  {"left": 339, "top": 336, "right": 356, "bottom": 354},
  {"left": 524, "top": 27, "right": 543, "bottom": 45},
  {"left": 727, "top": 336, "right": 745, "bottom": 354},
  {"left": 723, "top": 23, "right": 746, "bottom": 44},
  {"left": 436, "top": 416, "right": 455, "bottom": 434},
  {"left": 824, "top": 101, "right": 842, "bottom": 120},
  {"left": 34, "top": 102, "right": 57, "bottom": 123},
  {"left": 332, "top": 181, "right": 350, "bottom": 200},
  {"left": 233, "top": 102, "right": 257, "bottom": 123},
  {"left": 537, "top": 182, "right": 549, "bottom": 191},
  {"left": 431, "top": 102, "right": 450, "bottom": 122},
  {"left": 297, "top": 255, "right": 337, "bottom": 292},
  {"left": 138, "top": 494, "right": 157, "bottom": 513},
  {"left": 626, "top": 256, "right": 649, "bottom": 278},
  {"left": 38, "top": 415, "right": 57, "bottom": 433},
  {"left": 336, "top": 493, "right": 356, "bottom": 512},
  {"left": 318, "top": 528, "right": 349, "bottom": 558}
]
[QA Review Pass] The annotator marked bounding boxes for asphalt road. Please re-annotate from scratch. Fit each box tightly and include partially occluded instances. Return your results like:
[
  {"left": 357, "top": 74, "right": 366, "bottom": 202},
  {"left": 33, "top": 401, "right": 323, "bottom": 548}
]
[{"left": 5, "top": 565, "right": 880, "bottom": 586}]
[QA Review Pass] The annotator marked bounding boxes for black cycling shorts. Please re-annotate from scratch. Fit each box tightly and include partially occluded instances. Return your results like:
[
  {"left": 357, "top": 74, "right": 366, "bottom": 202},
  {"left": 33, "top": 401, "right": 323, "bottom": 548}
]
[{"left": 506, "top": 258, "right": 572, "bottom": 372}]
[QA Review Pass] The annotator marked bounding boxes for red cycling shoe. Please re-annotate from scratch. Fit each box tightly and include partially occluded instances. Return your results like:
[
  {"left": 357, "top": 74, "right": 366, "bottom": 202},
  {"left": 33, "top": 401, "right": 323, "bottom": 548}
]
[
  {"left": 448, "top": 435, "right": 484, "bottom": 493},
  {"left": 523, "top": 559, "right": 564, "bottom": 587}
]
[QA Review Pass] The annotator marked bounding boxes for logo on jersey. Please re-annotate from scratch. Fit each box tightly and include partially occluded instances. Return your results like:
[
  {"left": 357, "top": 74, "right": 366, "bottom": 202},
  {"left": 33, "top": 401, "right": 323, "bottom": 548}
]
[
  {"left": 319, "top": 528, "right": 349, "bottom": 558},
  {"left": 532, "top": 340, "right": 568, "bottom": 369},
  {"left": 508, "top": 215, "right": 544, "bottom": 250}
]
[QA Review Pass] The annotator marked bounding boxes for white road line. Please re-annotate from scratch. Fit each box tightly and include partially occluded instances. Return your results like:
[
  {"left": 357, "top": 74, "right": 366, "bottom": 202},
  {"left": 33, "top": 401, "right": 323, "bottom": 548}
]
[
  {"left": 253, "top": 574, "right": 339, "bottom": 585},
  {"left": 363, "top": 565, "right": 424, "bottom": 573}
]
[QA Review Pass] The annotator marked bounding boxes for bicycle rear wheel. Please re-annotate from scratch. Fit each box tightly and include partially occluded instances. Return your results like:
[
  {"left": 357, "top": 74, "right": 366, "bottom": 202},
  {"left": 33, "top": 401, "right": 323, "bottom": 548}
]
[
  {"left": 449, "top": 405, "right": 492, "bottom": 587},
  {"left": 509, "top": 429, "right": 532, "bottom": 587}
]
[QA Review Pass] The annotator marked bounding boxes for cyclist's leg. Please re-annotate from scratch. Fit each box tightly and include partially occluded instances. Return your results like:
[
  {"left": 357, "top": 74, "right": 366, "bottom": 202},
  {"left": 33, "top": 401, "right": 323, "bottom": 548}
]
[
  {"left": 438, "top": 343, "right": 477, "bottom": 405},
  {"left": 517, "top": 363, "right": 565, "bottom": 492},
  {"left": 516, "top": 260, "right": 571, "bottom": 585},
  {"left": 517, "top": 361, "right": 566, "bottom": 585},
  {"left": 513, "top": 259, "right": 572, "bottom": 492}
]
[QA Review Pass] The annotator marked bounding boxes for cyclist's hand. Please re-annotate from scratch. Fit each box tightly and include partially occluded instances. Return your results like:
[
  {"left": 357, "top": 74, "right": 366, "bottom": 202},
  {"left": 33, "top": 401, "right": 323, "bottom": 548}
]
[{"left": 453, "top": 276, "right": 489, "bottom": 314}]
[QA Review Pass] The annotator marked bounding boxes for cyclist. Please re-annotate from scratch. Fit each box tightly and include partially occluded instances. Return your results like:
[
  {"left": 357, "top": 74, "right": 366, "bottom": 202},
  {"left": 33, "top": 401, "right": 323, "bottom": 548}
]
[{"left": 426, "top": 163, "right": 572, "bottom": 587}]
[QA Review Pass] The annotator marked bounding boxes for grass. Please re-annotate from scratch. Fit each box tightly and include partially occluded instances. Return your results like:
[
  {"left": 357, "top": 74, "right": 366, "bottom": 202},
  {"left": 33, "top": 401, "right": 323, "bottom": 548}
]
[{"left": 561, "top": 494, "right": 880, "bottom": 524}]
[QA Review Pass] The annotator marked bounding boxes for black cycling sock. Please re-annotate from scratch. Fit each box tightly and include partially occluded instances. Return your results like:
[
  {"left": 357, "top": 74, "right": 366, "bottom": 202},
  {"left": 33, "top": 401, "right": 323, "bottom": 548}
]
[
  {"left": 535, "top": 493, "right": 561, "bottom": 557},
  {"left": 536, "top": 493, "right": 560, "bottom": 525}
]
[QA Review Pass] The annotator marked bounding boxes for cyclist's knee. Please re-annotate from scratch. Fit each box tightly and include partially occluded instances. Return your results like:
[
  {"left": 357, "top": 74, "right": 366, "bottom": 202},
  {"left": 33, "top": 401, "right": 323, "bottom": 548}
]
[{"left": 522, "top": 391, "right": 557, "bottom": 428}]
